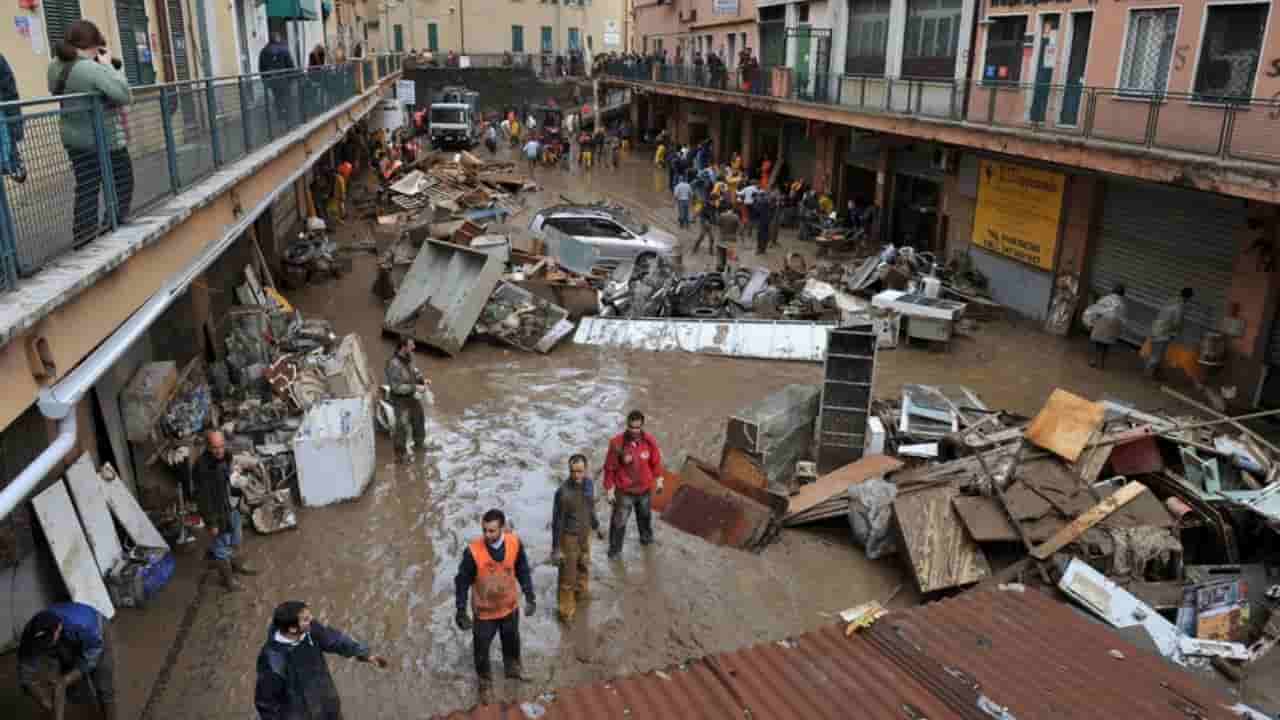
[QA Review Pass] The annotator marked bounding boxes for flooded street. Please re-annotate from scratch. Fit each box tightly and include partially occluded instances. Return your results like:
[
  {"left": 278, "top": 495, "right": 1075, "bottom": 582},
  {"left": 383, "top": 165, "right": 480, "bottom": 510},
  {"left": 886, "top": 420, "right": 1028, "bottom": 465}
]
[{"left": 99, "top": 146, "right": 1216, "bottom": 718}]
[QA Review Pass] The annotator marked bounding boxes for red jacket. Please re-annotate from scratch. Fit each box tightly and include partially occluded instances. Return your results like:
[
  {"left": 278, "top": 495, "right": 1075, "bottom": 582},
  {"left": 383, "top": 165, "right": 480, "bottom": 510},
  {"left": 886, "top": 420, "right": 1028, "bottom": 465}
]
[{"left": 603, "top": 431, "right": 663, "bottom": 495}]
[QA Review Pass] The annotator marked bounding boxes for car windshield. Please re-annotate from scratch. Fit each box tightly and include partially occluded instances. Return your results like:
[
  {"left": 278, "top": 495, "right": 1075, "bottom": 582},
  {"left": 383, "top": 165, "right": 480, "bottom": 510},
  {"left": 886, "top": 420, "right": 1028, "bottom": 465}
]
[
  {"left": 612, "top": 213, "right": 646, "bottom": 235},
  {"left": 431, "top": 108, "right": 466, "bottom": 125}
]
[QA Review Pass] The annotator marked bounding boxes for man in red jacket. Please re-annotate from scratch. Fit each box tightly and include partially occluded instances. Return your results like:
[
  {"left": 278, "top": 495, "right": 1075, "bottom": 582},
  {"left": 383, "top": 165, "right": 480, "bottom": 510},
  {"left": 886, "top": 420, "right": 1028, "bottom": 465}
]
[{"left": 603, "top": 410, "right": 665, "bottom": 559}]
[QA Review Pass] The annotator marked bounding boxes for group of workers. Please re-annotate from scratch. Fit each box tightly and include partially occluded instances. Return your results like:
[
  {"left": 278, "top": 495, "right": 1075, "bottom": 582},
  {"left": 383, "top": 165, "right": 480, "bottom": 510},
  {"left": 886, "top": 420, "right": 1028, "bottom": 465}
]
[{"left": 1083, "top": 285, "right": 1196, "bottom": 377}]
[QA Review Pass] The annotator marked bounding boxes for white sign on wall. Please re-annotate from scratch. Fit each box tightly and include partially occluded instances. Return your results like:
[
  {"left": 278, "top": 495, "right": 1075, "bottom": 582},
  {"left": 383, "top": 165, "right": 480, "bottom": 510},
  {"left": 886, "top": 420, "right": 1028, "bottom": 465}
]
[
  {"left": 397, "top": 80, "right": 416, "bottom": 105},
  {"left": 713, "top": 0, "right": 739, "bottom": 15}
]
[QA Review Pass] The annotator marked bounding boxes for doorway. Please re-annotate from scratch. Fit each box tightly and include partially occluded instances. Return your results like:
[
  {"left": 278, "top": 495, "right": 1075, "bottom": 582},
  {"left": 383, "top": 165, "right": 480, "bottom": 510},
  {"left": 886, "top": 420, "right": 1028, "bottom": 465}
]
[
  {"left": 1029, "top": 14, "right": 1059, "bottom": 123},
  {"left": 1059, "top": 13, "right": 1092, "bottom": 125}
]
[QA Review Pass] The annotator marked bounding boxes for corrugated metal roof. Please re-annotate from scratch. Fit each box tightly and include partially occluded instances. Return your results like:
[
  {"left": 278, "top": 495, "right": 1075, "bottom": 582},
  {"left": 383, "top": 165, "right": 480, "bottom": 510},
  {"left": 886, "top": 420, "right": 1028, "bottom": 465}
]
[{"left": 436, "top": 587, "right": 1244, "bottom": 720}]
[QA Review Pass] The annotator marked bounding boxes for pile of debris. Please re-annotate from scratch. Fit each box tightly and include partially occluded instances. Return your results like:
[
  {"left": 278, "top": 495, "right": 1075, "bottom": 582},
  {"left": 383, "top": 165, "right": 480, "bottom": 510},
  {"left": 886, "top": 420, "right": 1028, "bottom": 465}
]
[
  {"left": 131, "top": 265, "right": 380, "bottom": 546},
  {"left": 652, "top": 334, "right": 1280, "bottom": 688}
]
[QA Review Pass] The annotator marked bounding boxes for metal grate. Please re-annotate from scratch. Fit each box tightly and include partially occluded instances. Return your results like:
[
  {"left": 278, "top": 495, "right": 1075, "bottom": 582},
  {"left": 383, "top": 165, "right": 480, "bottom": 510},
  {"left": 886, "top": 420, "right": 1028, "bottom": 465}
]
[{"left": 1119, "top": 8, "right": 1178, "bottom": 95}]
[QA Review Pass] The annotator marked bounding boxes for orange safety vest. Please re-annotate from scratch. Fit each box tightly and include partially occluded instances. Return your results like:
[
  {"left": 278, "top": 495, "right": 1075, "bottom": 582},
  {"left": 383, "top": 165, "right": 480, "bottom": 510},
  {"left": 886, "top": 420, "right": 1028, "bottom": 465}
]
[{"left": 469, "top": 532, "right": 521, "bottom": 621}]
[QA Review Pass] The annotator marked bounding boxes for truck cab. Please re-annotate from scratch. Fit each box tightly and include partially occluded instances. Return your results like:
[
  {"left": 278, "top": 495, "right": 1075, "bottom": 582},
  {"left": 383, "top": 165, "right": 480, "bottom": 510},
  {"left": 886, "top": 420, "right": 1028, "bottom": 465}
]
[{"left": 429, "top": 102, "right": 478, "bottom": 149}]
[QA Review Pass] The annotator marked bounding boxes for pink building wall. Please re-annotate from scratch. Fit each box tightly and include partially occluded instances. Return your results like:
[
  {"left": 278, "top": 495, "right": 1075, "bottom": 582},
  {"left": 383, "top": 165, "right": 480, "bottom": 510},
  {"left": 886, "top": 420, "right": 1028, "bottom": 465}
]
[
  {"left": 634, "top": 0, "right": 757, "bottom": 60},
  {"left": 967, "top": 0, "right": 1280, "bottom": 163}
]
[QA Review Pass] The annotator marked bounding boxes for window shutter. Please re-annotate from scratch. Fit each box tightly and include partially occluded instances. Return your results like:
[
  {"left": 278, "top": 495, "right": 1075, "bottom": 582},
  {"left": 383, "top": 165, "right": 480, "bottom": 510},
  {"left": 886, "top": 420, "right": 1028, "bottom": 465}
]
[{"left": 43, "top": 0, "right": 84, "bottom": 56}]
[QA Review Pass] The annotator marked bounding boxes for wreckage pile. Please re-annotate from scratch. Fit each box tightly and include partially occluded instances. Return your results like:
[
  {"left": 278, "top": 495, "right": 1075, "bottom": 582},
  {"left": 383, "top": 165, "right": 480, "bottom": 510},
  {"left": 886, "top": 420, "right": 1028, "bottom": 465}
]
[
  {"left": 652, "top": 362, "right": 1280, "bottom": 687},
  {"left": 123, "top": 264, "right": 380, "bottom": 547}
]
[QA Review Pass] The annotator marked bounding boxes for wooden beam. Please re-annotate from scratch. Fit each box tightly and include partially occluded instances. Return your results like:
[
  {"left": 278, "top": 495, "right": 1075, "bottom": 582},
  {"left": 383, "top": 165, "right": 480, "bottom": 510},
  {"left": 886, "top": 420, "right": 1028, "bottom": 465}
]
[{"left": 1030, "top": 481, "right": 1148, "bottom": 560}]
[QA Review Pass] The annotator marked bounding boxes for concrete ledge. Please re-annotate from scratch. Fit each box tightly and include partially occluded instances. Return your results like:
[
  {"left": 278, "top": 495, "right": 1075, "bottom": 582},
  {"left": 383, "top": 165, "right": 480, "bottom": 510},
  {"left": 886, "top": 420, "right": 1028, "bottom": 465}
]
[
  {"left": 0, "top": 77, "right": 394, "bottom": 349},
  {"left": 611, "top": 77, "right": 1280, "bottom": 203}
]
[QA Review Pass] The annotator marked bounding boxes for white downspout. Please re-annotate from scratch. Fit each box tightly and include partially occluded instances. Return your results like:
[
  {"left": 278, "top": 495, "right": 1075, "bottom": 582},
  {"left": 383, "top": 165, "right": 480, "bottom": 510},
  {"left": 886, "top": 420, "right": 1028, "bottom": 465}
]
[{"left": 0, "top": 412, "right": 76, "bottom": 521}]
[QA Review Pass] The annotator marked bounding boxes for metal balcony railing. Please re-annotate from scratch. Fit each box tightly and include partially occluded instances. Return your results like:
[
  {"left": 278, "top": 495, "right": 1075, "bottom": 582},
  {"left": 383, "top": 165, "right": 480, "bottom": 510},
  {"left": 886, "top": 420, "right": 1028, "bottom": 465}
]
[
  {"left": 0, "top": 55, "right": 403, "bottom": 292},
  {"left": 603, "top": 61, "right": 1280, "bottom": 170}
]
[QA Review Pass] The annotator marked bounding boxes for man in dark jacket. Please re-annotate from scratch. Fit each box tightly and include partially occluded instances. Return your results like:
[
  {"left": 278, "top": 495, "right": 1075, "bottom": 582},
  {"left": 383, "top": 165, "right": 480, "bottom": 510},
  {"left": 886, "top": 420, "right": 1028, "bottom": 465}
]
[
  {"left": 455, "top": 509, "right": 536, "bottom": 696},
  {"left": 550, "top": 455, "right": 601, "bottom": 623},
  {"left": 255, "top": 601, "right": 388, "bottom": 720},
  {"left": 385, "top": 336, "right": 429, "bottom": 462},
  {"left": 18, "top": 602, "right": 116, "bottom": 720},
  {"left": 194, "top": 430, "right": 257, "bottom": 591},
  {"left": 259, "top": 34, "right": 296, "bottom": 125}
]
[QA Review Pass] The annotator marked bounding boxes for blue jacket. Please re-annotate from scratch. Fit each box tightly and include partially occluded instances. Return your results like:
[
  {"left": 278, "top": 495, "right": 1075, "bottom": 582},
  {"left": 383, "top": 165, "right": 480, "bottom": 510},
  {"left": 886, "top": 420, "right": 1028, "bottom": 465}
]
[
  {"left": 255, "top": 623, "right": 369, "bottom": 720},
  {"left": 18, "top": 602, "right": 107, "bottom": 686},
  {"left": 258, "top": 42, "right": 296, "bottom": 74}
]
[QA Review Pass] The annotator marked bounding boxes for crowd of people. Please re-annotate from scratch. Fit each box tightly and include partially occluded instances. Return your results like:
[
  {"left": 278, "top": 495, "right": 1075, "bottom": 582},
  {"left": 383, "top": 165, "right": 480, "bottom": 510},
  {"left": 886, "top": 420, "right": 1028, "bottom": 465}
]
[{"left": 595, "top": 46, "right": 764, "bottom": 91}]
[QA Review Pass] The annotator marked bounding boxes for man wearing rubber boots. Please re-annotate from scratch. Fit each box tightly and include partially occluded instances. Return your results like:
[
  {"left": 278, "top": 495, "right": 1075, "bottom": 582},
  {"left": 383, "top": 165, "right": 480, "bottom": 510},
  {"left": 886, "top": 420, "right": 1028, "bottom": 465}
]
[
  {"left": 454, "top": 509, "right": 537, "bottom": 697},
  {"left": 385, "top": 336, "right": 430, "bottom": 462},
  {"left": 551, "top": 454, "right": 601, "bottom": 622},
  {"left": 195, "top": 430, "right": 257, "bottom": 591},
  {"left": 603, "top": 411, "right": 665, "bottom": 559}
]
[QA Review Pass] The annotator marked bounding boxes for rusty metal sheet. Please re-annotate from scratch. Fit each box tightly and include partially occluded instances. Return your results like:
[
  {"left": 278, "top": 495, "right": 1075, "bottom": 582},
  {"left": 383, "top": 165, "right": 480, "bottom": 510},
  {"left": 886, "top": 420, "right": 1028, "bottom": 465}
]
[
  {"left": 893, "top": 483, "right": 991, "bottom": 593},
  {"left": 1025, "top": 389, "right": 1106, "bottom": 462},
  {"left": 662, "top": 457, "right": 778, "bottom": 551},
  {"left": 437, "top": 586, "right": 1243, "bottom": 720}
]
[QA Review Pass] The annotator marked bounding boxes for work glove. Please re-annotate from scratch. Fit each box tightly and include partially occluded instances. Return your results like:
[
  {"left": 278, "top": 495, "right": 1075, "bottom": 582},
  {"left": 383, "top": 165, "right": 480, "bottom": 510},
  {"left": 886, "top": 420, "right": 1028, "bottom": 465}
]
[
  {"left": 455, "top": 609, "right": 472, "bottom": 631},
  {"left": 525, "top": 596, "right": 537, "bottom": 617},
  {"left": 605, "top": 487, "right": 615, "bottom": 505}
]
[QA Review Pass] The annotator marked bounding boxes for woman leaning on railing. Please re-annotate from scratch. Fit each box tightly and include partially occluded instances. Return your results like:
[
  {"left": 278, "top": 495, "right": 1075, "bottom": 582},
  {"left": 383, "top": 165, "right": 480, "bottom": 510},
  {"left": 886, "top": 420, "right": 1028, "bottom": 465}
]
[{"left": 47, "top": 19, "right": 134, "bottom": 246}]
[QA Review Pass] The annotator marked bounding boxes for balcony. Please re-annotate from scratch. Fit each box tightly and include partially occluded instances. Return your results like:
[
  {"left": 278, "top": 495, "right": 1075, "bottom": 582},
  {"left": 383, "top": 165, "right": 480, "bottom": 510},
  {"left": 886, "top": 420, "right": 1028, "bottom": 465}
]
[
  {"left": 0, "top": 54, "right": 406, "bottom": 294},
  {"left": 602, "top": 62, "right": 1280, "bottom": 191}
]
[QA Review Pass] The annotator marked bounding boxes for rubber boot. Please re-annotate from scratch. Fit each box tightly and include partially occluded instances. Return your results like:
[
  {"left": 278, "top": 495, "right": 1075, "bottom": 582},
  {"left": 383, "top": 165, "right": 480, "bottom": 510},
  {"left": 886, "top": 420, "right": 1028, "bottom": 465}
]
[
  {"left": 504, "top": 659, "right": 526, "bottom": 680},
  {"left": 477, "top": 675, "right": 493, "bottom": 704},
  {"left": 557, "top": 587, "right": 576, "bottom": 623},
  {"left": 576, "top": 571, "right": 590, "bottom": 603},
  {"left": 230, "top": 555, "right": 259, "bottom": 576},
  {"left": 101, "top": 700, "right": 119, "bottom": 720},
  {"left": 212, "top": 559, "right": 243, "bottom": 591}
]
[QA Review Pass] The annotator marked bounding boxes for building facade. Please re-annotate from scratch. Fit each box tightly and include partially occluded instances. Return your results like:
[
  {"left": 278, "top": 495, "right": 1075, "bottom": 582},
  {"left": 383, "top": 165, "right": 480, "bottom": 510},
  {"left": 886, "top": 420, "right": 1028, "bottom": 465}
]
[
  {"left": 634, "top": 0, "right": 758, "bottom": 62},
  {"left": 399, "top": 0, "right": 627, "bottom": 58}
]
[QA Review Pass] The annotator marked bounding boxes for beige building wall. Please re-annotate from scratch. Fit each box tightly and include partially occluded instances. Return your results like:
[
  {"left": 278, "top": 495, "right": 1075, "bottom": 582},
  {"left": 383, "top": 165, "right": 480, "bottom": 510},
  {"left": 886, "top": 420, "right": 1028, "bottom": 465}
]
[
  {"left": 406, "top": 0, "right": 626, "bottom": 55},
  {"left": 4, "top": 0, "right": 125, "bottom": 99}
]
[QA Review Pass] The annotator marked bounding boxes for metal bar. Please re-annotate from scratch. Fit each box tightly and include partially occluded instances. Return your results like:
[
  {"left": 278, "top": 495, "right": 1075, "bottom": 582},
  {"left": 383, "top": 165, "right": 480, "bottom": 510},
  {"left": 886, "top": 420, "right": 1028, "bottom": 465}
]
[
  {"left": 1144, "top": 96, "right": 1159, "bottom": 147},
  {"left": 0, "top": 414, "right": 76, "bottom": 522},
  {"left": 160, "top": 87, "right": 181, "bottom": 194},
  {"left": 91, "top": 96, "right": 119, "bottom": 230},
  {"left": 206, "top": 79, "right": 223, "bottom": 168},
  {"left": 1219, "top": 103, "right": 1234, "bottom": 158},
  {"left": 239, "top": 76, "right": 252, "bottom": 154},
  {"left": 986, "top": 83, "right": 997, "bottom": 124},
  {"left": 0, "top": 174, "right": 17, "bottom": 291}
]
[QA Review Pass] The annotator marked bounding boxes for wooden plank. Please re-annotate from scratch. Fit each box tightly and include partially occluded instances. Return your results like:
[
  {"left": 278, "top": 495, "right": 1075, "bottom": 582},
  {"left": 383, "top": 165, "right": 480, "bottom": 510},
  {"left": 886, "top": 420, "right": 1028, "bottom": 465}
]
[
  {"left": 951, "top": 495, "right": 1019, "bottom": 543},
  {"left": 1025, "top": 389, "right": 1105, "bottom": 462},
  {"left": 100, "top": 464, "right": 170, "bottom": 550},
  {"left": 784, "top": 454, "right": 903, "bottom": 521},
  {"left": 893, "top": 483, "right": 990, "bottom": 593},
  {"left": 33, "top": 481, "right": 115, "bottom": 618},
  {"left": 65, "top": 455, "right": 124, "bottom": 576},
  {"left": 1029, "top": 481, "right": 1148, "bottom": 560}
]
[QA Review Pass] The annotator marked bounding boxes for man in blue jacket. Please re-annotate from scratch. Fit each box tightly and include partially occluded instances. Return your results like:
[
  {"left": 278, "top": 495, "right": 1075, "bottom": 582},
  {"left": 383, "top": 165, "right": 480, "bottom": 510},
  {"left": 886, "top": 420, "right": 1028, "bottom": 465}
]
[
  {"left": 18, "top": 601, "right": 116, "bottom": 720},
  {"left": 255, "top": 601, "right": 389, "bottom": 719},
  {"left": 258, "top": 33, "right": 296, "bottom": 126}
]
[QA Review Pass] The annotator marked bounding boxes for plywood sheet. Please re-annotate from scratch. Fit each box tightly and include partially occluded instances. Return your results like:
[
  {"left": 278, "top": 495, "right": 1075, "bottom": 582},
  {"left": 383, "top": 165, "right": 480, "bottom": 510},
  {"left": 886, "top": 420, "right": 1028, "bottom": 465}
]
[
  {"left": 65, "top": 455, "right": 124, "bottom": 575},
  {"left": 951, "top": 495, "right": 1019, "bottom": 543},
  {"left": 784, "top": 454, "right": 903, "bottom": 520},
  {"left": 1025, "top": 389, "right": 1105, "bottom": 462},
  {"left": 100, "top": 465, "right": 169, "bottom": 550},
  {"left": 894, "top": 484, "right": 990, "bottom": 593},
  {"left": 33, "top": 481, "right": 115, "bottom": 618}
]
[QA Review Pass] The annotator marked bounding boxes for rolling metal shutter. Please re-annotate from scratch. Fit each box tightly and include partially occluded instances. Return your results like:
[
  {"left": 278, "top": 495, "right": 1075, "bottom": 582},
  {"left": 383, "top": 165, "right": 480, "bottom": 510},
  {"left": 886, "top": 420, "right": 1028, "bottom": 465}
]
[
  {"left": 272, "top": 184, "right": 299, "bottom": 247},
  {"left": 783, "top": 121, "right": 816, "bottom": 182},
  {"left": 1091, "top": 180, "right": 1240, "bottom": 345},
  {"left": 970, "top": 247, "right": 1053, "bottom": 322},
  {"left": 1268, "top": 310, "right": 1280, "bottom": 364},
  {"left": 43, "top": 0, "right": 83, "bottom": 52}
]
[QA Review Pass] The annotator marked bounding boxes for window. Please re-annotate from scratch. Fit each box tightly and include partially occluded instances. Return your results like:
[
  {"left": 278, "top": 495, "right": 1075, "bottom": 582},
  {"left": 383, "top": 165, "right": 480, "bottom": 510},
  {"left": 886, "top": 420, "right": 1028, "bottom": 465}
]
[
  {"left": 845, "top": 0, "right": 891, "bottom": 75},
  {"left": 542, "top": 26, "right": 554, "bottom": 53},
  {"left": 393, "top": 24, "right": 404, "bottom": 52},
  {"left": 1194, "top": 3, "right": 1269, "bottom": 101},
  {"left": 569, "top": 27, "right": 580, "bottom": 50},
  {"left": 428, "top": 23, "right": 439, "bottom": 51},
  {"left": 512, "top": 25, "right": 524, "bottom": 52},
  {"left": 981, "top": 15, "right": 1027, "bottom": 83},
  {"left": 902, "top": 0, "right": 962, "bottom": 78},
  {"left": 1119, "top": 8, "right": 1179, "bottom": 95}
]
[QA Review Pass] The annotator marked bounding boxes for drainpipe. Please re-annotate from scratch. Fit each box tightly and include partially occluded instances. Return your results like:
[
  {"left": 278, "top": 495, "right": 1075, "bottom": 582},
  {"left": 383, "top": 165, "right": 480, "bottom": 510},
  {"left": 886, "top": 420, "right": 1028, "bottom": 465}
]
[{"left": 0, "top": 412, "right": 76, "bottom": 522}]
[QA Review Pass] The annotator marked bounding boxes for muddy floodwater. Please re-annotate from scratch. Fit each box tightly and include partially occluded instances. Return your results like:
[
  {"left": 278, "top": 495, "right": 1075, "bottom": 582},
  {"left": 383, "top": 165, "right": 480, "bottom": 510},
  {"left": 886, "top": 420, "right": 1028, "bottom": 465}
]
[{"left": 5, "top": 144, "right": 1270, "bottom": 719}]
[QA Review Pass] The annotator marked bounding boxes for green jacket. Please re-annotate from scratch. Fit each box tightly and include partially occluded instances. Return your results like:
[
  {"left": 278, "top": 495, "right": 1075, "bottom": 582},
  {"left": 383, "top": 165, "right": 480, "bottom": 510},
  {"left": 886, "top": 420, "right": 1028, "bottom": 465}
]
[{"left": 46, "top": 58, "right": 132, "bottom": 151}]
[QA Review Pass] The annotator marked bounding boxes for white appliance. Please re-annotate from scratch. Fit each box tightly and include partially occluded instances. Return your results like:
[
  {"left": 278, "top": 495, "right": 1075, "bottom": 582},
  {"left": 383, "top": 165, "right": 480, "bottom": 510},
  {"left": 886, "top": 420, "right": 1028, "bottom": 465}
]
[{"left": 293, "top": 397, "right": 375, "bottom": 507}]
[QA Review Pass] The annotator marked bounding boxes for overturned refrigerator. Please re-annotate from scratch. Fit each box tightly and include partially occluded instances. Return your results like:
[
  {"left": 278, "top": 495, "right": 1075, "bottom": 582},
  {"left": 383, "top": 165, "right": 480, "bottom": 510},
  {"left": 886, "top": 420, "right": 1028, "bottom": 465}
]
[{"left": 383, "top": 239, "right": 505, "bottom": 355}]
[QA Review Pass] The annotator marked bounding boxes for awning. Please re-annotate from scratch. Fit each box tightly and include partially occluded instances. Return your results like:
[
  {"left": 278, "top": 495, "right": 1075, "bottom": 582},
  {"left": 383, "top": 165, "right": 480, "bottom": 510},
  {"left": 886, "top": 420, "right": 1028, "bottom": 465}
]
[{"left": 266, "top": 0, "right": 319, "bottom": 20}]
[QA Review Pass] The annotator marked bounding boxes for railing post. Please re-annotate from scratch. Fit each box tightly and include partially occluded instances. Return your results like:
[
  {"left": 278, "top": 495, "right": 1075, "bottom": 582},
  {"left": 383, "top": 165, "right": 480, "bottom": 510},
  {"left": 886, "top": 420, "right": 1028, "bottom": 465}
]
[
  {"left": 885, "top": 78, "right": 893, "bottom": 112},
  {"left": 297, "top": 72, "right": 306, "bottom": 124},
  {"left": 986, "top": 83, "right": 997, "bottom": 124},
  {"left": 206, "top": 79, "right": 223, "bottom": 167},
  {"left": 264, "top": 75, "right": 277, "bottom": 141},
  {"left": 91, "top": 95, "right": 119, "bottom": 229},
  {"left": 860, "top": 76, "right": 866, "bottom": 108},
  {"left": 1219, "top": 103, "right": 1234, "bottom": 158},
  {"left": 1083, "top": 88, "right": 1097, "bottom": 138},
  {"left": 239, "top": 76, "right": 253, "bottom": 153},
  {"left": 160, "top": 87, "right": 181, "bottom": 194},
  {"left": 1144, "top": 96, "right": 1159, "bottom": 148},
  {"left": 949, "top": 80, "right": 957, "bottom": 120}
]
